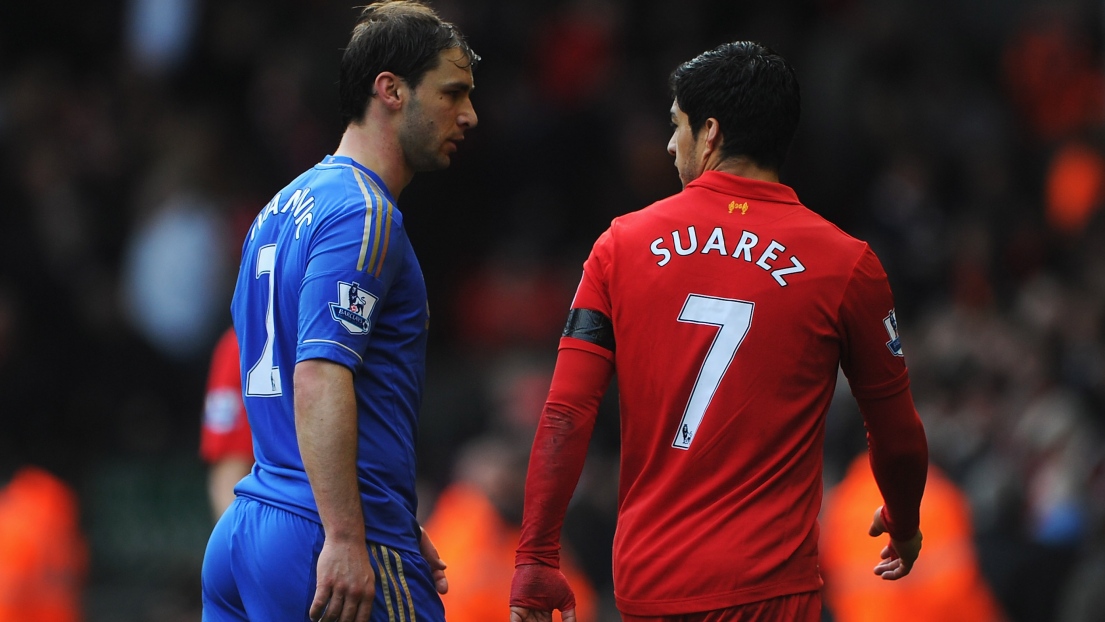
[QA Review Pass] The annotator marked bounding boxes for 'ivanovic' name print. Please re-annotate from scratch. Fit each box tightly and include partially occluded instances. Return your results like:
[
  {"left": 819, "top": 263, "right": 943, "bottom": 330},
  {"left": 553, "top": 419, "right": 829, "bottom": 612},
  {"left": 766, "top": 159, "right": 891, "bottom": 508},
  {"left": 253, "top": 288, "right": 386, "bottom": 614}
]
[
  {"left": 649, "top": 225, "right": 806, "bottom": 287},
  {"left": 250, "top": 188, "right": 317, "bottom": 241}
]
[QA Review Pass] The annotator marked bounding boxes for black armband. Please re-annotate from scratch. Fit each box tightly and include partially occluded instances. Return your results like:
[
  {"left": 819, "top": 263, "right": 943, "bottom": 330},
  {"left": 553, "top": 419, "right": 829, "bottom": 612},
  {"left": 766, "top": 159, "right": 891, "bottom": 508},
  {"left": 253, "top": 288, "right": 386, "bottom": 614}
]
[{"left": 562, "top": 308, "right": 615, "bottom": 352}]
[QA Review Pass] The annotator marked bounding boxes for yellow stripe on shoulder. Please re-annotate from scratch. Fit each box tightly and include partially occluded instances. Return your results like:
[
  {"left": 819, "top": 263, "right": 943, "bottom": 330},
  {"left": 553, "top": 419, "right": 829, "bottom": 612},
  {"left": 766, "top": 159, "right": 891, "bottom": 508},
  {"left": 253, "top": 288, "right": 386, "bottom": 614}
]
[
  {"left": 362, "top": 173, "right": 394, "bottom": 278},
  {"left": 352, "top": 169, "right": 379, "bottom": 273},
  {"left": 376, "top": 200, "right": 394, "bottom": 279}
]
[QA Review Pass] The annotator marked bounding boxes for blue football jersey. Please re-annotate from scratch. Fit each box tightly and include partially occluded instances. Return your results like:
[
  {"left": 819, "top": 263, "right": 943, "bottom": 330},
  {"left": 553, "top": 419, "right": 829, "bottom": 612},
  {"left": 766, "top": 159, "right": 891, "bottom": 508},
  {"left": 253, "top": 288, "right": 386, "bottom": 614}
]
[{"left": 230, "top": 155, "right": 429, "bottom": 554}]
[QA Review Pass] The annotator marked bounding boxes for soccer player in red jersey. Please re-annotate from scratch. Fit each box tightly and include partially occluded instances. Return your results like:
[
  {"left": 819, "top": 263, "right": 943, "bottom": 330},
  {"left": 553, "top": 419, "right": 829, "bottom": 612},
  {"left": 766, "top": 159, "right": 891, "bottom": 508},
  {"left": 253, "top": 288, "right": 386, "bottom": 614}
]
[
  {"left": 510, "top": 41, "right": 929, "bottom": 622},
  {"left": 199, "top": 327, "right": 254, "bottom": 520}
]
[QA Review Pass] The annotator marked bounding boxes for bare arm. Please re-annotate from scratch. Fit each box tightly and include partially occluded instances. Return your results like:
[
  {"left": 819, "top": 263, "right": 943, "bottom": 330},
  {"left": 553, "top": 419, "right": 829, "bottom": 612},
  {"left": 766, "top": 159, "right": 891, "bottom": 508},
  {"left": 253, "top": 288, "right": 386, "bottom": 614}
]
[
  {"left": 295, "top": 358, "right": 373, "bottom": 622},
  {"left": 207, "top": 457, "right": 252, "bottom": 520}
]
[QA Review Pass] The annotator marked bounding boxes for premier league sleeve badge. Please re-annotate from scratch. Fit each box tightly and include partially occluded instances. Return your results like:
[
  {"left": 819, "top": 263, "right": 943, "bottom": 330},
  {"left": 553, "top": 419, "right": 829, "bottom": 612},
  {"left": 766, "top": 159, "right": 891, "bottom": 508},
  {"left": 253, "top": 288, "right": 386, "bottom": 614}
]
[{"left": 330, "top": 281, "right": 377, "bottom": 334}]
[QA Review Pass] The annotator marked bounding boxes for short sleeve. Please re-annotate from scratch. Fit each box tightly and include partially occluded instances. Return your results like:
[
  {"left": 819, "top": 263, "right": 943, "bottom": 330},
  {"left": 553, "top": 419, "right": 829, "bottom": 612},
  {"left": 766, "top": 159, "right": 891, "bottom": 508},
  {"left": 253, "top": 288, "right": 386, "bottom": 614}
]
[
  {"left": 296, "top": 188, "right": 402, "bottom": 370},
  {"left": 839, "top": 246, "right": 911, "bottom": 399}
]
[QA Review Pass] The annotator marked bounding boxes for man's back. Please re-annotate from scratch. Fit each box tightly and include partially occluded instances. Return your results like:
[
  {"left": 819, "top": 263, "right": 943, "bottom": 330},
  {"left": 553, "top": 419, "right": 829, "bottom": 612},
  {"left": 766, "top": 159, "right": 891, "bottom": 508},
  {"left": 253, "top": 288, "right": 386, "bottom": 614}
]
[
  {"left": 573, "top": 170, "right": 910, "bottom": 613},
  {"left": 512, "top": 40, "right": 925, "bottom": 622},
  {"left": 231, "top": 155, "right": 429, "bottom": 554}
]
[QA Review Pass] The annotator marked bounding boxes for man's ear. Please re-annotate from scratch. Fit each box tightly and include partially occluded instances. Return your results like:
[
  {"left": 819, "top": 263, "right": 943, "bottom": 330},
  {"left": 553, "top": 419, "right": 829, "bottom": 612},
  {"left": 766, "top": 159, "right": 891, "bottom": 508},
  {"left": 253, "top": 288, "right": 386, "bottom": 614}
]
[
  {"left": 702, "top": 117, "right": 722, "bottom": 158},
  {"left": 373, "top": 72, "right": 404, "bottom": 111}
]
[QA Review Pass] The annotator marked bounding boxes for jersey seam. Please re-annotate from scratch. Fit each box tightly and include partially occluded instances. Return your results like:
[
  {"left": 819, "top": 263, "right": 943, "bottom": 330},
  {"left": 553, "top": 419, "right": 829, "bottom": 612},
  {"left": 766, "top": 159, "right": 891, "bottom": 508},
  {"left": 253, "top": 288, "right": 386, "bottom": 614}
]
[
  {"left": 833, "top": 244, "right": 869, "bottom": 343},
  {"left": 301, "top": 338, "right": 364, "bottom": 363}
]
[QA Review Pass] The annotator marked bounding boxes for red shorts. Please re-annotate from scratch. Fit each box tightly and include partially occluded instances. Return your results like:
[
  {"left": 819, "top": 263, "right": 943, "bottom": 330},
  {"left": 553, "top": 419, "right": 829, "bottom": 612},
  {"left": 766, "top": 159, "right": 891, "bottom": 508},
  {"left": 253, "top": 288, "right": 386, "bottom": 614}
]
[{"left": 620, "top": 591, "right": 820, "bottom": 622}]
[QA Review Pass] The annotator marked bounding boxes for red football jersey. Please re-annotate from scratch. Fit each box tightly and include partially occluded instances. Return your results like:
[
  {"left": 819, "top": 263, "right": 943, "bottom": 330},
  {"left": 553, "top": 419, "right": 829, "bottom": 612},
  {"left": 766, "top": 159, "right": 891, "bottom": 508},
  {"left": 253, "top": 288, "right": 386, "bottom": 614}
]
[
  {"left": 566, "top": 171, "right": 911, "bottom": 615},
  {"left": 199, "top": 327, "right": 254, "bottom": 463}
]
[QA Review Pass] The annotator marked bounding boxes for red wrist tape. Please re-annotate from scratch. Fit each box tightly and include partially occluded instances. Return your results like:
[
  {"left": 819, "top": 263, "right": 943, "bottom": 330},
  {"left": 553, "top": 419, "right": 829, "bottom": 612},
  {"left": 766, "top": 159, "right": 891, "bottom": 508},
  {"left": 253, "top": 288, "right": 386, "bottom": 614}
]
[{"left": 510, "top": 563, "right": 576, "bottom": 612}]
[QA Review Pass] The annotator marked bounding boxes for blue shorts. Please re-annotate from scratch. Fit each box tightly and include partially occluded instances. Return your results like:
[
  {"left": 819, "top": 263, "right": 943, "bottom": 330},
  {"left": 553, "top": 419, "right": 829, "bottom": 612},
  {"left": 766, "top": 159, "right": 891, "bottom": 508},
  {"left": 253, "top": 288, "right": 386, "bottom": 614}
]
[{"left": 202, "top": 496, "right": 444, "bottom": 622}]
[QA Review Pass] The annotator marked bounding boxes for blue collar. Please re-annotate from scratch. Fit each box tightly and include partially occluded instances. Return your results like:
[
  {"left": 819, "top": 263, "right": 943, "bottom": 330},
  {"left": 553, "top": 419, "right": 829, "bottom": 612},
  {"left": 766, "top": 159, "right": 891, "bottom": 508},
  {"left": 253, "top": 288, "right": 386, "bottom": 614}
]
[{"left": 321, "top": 155, "right": 396, "bottom": 204}]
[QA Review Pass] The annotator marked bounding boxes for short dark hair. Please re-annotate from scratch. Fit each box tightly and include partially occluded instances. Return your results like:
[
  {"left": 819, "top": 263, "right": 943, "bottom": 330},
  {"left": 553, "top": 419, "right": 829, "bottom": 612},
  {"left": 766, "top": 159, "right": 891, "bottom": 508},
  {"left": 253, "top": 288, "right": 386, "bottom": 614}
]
[
  {"left": 339, "top": 1, "right": 479, "bottom": 127},
  {"left": 670, "top": 41, "right": 800, "bottom": 171}
]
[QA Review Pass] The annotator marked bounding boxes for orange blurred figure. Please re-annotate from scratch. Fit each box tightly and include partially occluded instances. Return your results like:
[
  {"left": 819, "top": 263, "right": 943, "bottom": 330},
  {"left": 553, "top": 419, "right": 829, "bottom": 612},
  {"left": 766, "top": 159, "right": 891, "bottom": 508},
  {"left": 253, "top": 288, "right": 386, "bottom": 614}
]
[
  {"left": 0, "top": 466, "right": 88, "bottom": 622},
  {"left": 821, "top": 455, "right": 1006, "bottom": 622},
  {"left": 1045, "top": 141, "right": 1105, "bottom": 235},
  {"left": 424, "top": 436, "right": 597, "bottom": 622}
]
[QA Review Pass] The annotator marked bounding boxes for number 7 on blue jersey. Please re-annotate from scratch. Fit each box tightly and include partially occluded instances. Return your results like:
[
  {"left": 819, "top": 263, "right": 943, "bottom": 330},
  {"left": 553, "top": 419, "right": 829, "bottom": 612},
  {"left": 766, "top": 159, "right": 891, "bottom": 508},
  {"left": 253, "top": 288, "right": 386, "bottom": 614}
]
[{"left": 246, "top": 244, "right": 283, "bottom": 397}]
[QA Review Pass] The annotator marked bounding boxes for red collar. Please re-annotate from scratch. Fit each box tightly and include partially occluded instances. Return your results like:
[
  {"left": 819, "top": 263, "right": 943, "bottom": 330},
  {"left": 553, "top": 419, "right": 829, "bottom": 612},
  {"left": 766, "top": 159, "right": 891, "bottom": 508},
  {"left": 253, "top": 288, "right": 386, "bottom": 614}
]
[{"left": 685, "top": 171, "right": 801, "bottom": 204}]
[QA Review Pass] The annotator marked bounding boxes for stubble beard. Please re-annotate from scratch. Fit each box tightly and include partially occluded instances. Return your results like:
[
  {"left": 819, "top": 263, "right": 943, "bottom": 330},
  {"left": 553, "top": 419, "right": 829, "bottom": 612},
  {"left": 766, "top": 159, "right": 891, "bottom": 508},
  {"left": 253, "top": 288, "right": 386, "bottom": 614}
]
[
  {"left": 677, "top": 161, "right": 697, "bottom": 188},
  {"left": 400, "top": 98, "right": 451, "bottom": 173}
]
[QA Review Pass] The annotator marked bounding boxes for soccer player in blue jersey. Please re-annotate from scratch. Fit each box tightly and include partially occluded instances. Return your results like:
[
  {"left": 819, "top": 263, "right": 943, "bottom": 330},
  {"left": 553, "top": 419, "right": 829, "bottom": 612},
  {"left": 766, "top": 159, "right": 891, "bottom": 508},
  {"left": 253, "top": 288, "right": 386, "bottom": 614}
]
[{"left": 200, "top": 2, "right": 478, "bottom": 621}]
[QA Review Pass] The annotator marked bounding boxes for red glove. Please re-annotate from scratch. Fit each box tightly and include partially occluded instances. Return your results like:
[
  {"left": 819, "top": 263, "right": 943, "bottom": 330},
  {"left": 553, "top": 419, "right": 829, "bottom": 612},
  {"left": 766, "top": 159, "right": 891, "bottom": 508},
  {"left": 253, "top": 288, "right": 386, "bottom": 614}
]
[{"left": 510, "top": 563, "right": 576, "bottom": 613}]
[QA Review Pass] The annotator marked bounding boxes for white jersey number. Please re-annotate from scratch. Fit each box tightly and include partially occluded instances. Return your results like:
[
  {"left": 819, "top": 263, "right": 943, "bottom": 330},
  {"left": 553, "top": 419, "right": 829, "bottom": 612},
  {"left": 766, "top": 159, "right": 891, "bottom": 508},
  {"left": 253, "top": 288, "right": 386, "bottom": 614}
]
[
  {"left": 246, "top": 244, "right": 283, "bottom": 396},
  {"left": 672, "top": 294, "right": 754, "bottom": 450}
]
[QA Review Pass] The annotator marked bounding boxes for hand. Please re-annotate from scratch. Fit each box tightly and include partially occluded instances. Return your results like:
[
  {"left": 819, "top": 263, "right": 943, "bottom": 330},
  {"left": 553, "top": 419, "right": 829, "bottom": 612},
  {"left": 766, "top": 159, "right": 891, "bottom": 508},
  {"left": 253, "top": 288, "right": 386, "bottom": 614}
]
[
  {"left": 420, "top": 526, "right": 449, "bottom": 594},
  {"left": 868, "top": 505, "right": 922, "bottom": 580},
  {"left": 310, "top": 538, "right": 375, "bottom": 622},
  {"left": 510, "top": 607, "right": 576, "bottom": 622},
  {"left": 509, "top": 563, "right": 576, "bottom": 622}
]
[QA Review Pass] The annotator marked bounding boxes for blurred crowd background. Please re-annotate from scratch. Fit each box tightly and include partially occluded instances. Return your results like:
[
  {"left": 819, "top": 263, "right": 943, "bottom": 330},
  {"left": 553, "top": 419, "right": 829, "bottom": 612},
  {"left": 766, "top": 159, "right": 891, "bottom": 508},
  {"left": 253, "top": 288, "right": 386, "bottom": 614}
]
[{"left": 2, "top": 0, "right": 1105, "bottom": 620}]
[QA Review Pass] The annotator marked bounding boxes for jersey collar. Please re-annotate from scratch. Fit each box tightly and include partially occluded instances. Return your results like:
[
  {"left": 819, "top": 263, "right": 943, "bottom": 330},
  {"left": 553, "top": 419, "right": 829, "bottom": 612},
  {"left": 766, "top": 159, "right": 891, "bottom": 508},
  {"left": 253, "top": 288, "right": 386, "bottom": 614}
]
[
  {"left": 321, "top": 155, "right": 397, "bottom": 204},
  {"left": 686, "top": 170, "right": 801, "bottom": 204}
]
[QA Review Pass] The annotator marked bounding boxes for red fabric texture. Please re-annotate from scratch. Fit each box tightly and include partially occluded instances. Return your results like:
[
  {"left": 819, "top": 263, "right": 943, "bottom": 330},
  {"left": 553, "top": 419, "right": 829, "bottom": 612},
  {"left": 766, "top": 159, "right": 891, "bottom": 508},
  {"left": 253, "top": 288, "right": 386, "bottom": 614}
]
[
  {"left": 510, "top": 563, "right": 578, "bottom": 615},
  {"left": 620, "top": 591, "right": 820, "bottom": 622},
  {"left": 199, "top": 327, "right": 254, "bottom": 463},
  {"left": 857, "top": 389, "right": 928, "bottom": 540},
  {"left": 516, "top": 346, "right": 612, "bottom": 568}
]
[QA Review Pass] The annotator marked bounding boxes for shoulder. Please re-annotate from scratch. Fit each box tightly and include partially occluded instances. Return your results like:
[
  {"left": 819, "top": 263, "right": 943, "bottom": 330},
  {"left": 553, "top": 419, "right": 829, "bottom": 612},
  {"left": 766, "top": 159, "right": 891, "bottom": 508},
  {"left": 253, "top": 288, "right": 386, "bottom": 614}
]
[
  {"left": 605, "top": 193, "right": 684, "bottom": 237},
  {"left": 782, "top": 202, "right": 873, "bottom": 262},
  {"left": 297, "top": 164, "right": 406, "bottom": 231}
]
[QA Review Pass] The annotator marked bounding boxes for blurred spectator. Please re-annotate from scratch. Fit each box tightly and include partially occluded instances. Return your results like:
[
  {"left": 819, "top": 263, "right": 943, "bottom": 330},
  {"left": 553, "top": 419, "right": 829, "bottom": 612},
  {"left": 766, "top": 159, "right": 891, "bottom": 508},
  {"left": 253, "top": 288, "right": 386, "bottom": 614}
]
[
  {"left": 0, "top": 463, "right": 89, "bottom": 622},
  {"left": 1044, "top": 140, "right": 1104, "bottom": 235},
  {"left": 424, "top": 434, "right": 597, "bottom": 622},
  {"left": 1002, "top": 11, "right": 1105, "bottom": 142},
  {"left": 125, "top": 0, "right": 200, "bottom": 76},
  {"left": 821, "top": 454, "right": 1007, "bottom": 622},
  {"left": 120, "top": 191, "right": 232, "bottom": 360}
]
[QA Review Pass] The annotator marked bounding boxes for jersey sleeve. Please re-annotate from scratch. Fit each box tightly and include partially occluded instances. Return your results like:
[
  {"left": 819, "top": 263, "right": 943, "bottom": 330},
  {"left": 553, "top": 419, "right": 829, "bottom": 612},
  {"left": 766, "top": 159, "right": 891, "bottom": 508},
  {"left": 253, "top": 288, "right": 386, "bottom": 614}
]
[
  {"left": 516, "top": 346, "right": 614, "bottom": 568},
  {"left": 839, "top": 246, "right": 928, "bottom": 539},
  {"left": 838, "top": 246, "right": 910, "bottom": 399},
  {"left": 200, "top": 328, "right": 253, "bottom": 463},
  {"left": 295, "top": 184, "right": 402, "bottom": 370},
  {"left": 561, "top": 227, "right": 615, "bottom": 361}
]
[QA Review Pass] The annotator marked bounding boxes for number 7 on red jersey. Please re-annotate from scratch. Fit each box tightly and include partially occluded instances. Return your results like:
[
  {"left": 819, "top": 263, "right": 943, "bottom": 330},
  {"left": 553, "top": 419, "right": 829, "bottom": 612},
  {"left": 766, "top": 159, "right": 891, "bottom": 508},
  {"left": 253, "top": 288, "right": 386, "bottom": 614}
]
[{"left": 672, "top": 294, "right": 755, "bottom": 450}]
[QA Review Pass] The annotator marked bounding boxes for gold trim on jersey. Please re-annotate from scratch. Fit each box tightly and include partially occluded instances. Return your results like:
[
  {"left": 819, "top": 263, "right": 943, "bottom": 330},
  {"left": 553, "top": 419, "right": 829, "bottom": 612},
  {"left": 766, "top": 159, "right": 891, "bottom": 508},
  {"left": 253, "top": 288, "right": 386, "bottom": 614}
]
[
  {"left": 352, "top": 169, "right": 394, "bottom": 277},
  {"left": 353, "top": 169, "right": 375, "bottom": 273},
  {"left": 377, "top": 198, "right": 393, "bottom": 280}
]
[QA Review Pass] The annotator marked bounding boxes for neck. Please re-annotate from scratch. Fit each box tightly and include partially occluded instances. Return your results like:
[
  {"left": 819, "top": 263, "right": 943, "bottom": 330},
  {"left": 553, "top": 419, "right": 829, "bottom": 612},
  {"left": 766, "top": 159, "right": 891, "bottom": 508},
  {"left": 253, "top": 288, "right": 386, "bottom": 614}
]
[
  {"left": 710, "top": 156, "right": 779, "bottom": 183},
  {"left": 333, "top": 121, "right": 413, "bottom": 199}
]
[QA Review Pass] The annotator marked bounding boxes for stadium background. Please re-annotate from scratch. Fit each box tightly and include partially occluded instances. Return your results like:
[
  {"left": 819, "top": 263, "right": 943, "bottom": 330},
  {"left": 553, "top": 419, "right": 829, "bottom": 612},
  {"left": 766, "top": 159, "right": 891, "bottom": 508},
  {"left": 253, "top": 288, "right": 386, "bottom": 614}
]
[{"left": 1, "top": 0, "right": 1104, "bottom": 620}]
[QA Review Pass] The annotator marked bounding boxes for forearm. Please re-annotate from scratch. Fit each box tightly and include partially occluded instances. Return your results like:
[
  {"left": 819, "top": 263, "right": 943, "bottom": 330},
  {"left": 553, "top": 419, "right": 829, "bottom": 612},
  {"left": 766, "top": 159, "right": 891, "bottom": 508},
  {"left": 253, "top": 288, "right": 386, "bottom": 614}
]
[
  {"left": 857, "top": 387, "right": 928, "bottom": 540},
  {"left": 516, "top": 345, "right": 613, "bottom": 567},
  {"left": 295, "top": 359, "right": 365, "bottom": 542},
  {"left": 207, "top": 457, "right": 252, "bottom": 519}
]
